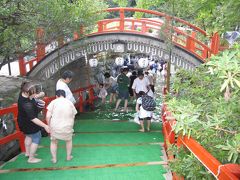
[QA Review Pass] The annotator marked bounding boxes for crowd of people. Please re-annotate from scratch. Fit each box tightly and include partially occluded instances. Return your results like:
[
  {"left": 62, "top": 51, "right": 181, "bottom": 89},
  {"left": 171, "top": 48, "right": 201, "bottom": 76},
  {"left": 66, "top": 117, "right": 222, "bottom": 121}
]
[{"left": 16, "top": 59, "right": 167, "bottom": 164}]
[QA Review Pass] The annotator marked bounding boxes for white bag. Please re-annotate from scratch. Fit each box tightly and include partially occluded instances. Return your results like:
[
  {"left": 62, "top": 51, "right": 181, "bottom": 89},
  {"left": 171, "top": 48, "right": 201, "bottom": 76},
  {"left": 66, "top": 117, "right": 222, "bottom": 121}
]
[{"left": 134, "top": 113, "right": 140, "bottom": 124}]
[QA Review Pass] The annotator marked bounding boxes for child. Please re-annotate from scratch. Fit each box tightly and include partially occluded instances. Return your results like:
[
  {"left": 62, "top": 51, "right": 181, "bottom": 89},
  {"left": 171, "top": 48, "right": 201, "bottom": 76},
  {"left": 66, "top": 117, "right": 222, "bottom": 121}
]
[
  {"left": 46, "top": 90, "right": 77, "bottom": 163},
  {"left": 135, "top": 91, "right": 153, "bottom": 132},
  {"left": 98, "top": 83, "right": 108, "bottom": 104}
]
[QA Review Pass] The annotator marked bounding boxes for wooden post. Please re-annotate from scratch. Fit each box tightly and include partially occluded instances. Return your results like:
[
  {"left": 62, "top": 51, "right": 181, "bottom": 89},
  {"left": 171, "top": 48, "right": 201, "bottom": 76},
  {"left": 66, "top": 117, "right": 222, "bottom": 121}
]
[
  {"left": 78, "top": 93, "right": 83, "bottom": 112},
  {"left": 119, "top": 8, "right": 125, "bottom": 31},
  {"left": 36, "top": 28, "right": 46, "bottom": 62},
  {"left": 211, "top": 32, "right": 220, "bottom": 55},
  {"left": 73, "top": 32, "right": 79, "bottom": 40},
  {"left": 18, "top": 55, "right": 26, "bottom": 76}
]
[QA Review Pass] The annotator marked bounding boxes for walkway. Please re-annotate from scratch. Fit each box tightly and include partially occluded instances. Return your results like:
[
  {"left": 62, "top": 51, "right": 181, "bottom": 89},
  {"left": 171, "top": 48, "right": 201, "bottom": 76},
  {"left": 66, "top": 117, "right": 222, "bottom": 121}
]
[{"left": 0, "top": 95, "right": 169, "bottom": 179}]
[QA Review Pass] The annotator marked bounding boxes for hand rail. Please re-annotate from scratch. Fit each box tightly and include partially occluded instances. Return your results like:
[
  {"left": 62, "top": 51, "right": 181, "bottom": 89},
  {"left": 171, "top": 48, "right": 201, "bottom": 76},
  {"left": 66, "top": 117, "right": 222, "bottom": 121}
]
[
  {"left": 161, "top": 87, "right": 239, "bottom": 179},
  {"left": 0, "top": 104, "right": 25, "bottom": 152}
]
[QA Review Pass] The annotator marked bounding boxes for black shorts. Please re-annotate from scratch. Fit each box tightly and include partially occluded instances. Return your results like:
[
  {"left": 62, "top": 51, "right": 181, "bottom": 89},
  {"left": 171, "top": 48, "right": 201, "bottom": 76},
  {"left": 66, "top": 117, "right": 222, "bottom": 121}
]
[{"left": 139, "top": 117, "right": 151, "bottom": 121}]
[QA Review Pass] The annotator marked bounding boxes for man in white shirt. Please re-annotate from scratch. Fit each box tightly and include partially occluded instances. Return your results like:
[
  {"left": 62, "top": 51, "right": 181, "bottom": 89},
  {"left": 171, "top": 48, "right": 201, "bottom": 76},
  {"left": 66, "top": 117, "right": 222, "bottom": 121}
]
[
  {"left": 132, "top": 71, "right": 150, "bottom": 99},
  {"left": 56, "top": 70, "right": 76, "bottom": 104}
]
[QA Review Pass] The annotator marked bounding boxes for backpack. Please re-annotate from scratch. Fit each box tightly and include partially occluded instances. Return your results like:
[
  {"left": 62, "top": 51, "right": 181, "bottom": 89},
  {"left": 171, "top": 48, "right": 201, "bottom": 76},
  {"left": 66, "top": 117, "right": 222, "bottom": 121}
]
[{"left": 141, "top": 95, "right": 156, "bottom": 111}]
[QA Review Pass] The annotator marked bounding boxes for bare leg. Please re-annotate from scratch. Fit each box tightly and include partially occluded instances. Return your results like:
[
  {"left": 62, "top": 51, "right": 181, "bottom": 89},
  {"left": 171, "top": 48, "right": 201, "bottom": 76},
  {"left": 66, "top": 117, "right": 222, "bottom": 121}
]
[
  {"left": 115, "top": 99, "right": 121, "bottom": 111},
  {"left": 109, "top": 93, "right": 113, "bottom": 103},
  {"left": 102, "top": 97, "right": 106, "bottom": 104},
  {"left": 66, "top": 139, "right": 73, "bottom": 161},
  {"left": 123, "top": 99, "right": 128, "bottom": 112},
  {"left": 139, "top": 120, "right": 144, "bottom": 132},
  {"left": 24, "top": 136, "right": 32, "bottom": 156},
  {"left": 147, "top": 120, "right": 151, "bottom": 131},
  {"left": 28, "top": 143, "right": 41, "bottom": 163},
  {"left": 50, "top": 139, "right": 58, "bottom": 163},
  {"left": 113, "top": 93, "right": 116, "bottom": 103}
]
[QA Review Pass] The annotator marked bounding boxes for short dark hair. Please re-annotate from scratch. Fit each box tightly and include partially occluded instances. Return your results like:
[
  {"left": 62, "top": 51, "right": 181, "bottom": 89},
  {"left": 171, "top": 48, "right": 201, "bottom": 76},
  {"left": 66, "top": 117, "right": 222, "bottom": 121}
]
[
  {"left": 137, "top": 70, "right": 144, "bottom": 76},
  {"left": 61, "top": 70, "right": 74, "bottom": 80},
  {"left": 139, "top": 91, "right": 145, "bottom": 97},
  {"left": 104, "top": 72, "right": 110, "bottom": 78},
  {"left": 56, "top": 89, "right": 66, "bottom": 97},
  {"left": 132, "top": 71, "right": 137, "bottom": 76}
]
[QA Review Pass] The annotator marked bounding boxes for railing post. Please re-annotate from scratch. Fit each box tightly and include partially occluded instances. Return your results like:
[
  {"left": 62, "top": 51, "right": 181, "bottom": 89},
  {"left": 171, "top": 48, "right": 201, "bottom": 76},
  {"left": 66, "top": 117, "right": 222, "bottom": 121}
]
[
  {"left": 142, "top": 22, "right": 147, "bottom": 33},
  {"left": 36, "top": 28, "right": 46, "bottom": 62},
  {"left": 119, "top": 8, "right": 125, "bottom": 31},
  {"left": 73, "top": 32, "right": 79, "bottom": 40},
  {"left": 211, "top": 32, "right": 220, "bottom": 55},
  {"left": 98, "top": 21, "right": 103, "bottom": 33},
  {"left": 78, "top": 93, "right": 83, "bottom": 112},
  {"left": 186, "top": 31, "right": 196, "bottom": 52},
  {"left": 12, "top": 104, "right": 25, "bottom": 152},
  {"left": 80, "top": 25, "right": 84, "bottom": 38},
  {"left": 89, "top": 87, "right": 95, "bottom": 110},
  {"left": 18, "top": 55, "right": 26, "bottom": 76}
]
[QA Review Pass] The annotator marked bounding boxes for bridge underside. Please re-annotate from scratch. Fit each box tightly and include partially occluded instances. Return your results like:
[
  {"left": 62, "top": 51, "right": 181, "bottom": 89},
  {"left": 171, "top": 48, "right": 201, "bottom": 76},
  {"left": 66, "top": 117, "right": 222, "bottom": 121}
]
[
  {"left": 27, "top": 33, "right": 203, "bottom": 96},
  {"left": 28, "top": 33, "right": 203, "bottom": 80}
]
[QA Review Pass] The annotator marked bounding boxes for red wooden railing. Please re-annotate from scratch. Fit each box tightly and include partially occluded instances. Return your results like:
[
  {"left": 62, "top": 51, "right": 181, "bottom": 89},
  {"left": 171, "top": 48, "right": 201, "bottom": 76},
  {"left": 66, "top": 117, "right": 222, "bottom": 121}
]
[
  {"left": 161, "top": 87, "right": 240, "bottom": 180},
  {"left": 0, "top": 104, "right": 25, "bottom": 152},
  {"left": 0, "top": 85, "right": 97, "bottom": 153},
  {"left": 18, "top": 7, "right": 221, "bottom": 76}
]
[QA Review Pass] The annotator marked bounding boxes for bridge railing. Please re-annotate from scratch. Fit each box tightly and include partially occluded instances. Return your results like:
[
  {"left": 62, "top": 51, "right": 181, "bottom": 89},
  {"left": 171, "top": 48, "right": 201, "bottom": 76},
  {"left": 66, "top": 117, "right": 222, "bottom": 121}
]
[
  {"left": 0, "top": 85, "right": 98, "bottom": 154},
  {"left": 0, "top": 104, "right": 25, "bottom": 152},
  {"left": 161, "top": 87, "right": 240, "bottom": 180},
  {"left": 18, "top": 7, "right": 220, "bottom": 76}
]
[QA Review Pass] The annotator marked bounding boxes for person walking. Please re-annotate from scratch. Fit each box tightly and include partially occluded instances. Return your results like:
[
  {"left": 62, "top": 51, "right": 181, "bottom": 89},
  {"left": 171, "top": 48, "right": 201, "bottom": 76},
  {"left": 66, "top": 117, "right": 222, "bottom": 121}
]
[
  {"left": 98, "top": 83, "right": 108, "bottom": 105},
  {"left": 46, "top": 90, "right": 77, "bottom": 163},
  {"left": 103, "top": 72, "right": 118, "bottom": 104},
  {"left": 129, "top": 71, "right": 137, "bottom": 101},
  {"left": 132, "top": 71, "right": 150, "bottom": 99},
  {"left": 114, "top": 67, "right": 130, "bottom": 112},
  {"left": 17, "top": 82, "right": 49, "bottom": 163},
  {"left": 135, "top": 91, "right": 153, "bottom": 132},
  {"left": 56, "top": 70, "right": 76, "bottom": 104}
]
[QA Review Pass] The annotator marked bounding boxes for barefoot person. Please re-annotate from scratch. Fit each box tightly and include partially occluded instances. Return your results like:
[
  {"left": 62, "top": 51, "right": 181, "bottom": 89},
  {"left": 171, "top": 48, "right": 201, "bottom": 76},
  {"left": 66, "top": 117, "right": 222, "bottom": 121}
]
[
  {"left": 56, "top": 70, "right": 76, "bottom": 104},
  {"left": 17, "top": 82, "right": 49, "bottom": 163},
  {"left": 135, "top": 91, "right": 153, "bottom": 132},
  {"left": 46, "top": 90, "right": 77, "bottom": 163}
]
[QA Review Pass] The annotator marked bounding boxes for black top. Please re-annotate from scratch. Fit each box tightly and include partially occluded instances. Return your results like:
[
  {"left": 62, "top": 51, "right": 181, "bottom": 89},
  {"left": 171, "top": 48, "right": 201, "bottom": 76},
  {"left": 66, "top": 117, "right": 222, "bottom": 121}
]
[
  {"left": 130, "top": 75, "right": 137, "bottom": 87},
  {"left": 17, "top": 94, "right": 41, "bottom": 134}
]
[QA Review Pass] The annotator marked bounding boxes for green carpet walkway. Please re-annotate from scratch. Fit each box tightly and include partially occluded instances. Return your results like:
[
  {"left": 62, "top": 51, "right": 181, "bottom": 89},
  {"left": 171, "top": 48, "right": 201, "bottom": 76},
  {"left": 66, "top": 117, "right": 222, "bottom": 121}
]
[{"left": 0, "top": 103, "right": 168, "bottom": 180}]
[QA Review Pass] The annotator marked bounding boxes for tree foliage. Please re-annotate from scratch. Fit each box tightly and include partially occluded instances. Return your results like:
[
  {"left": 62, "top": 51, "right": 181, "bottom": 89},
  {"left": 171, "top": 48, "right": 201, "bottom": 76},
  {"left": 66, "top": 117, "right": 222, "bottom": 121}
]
[
  {"left": 132, "top": 0, "right": 240, "bottom": 34},
  {"left": 166, "top": 45, "right": 240, "bottom": 178},
  {"left": 0, "top": 0, "right": 107, "bottom": 69}
]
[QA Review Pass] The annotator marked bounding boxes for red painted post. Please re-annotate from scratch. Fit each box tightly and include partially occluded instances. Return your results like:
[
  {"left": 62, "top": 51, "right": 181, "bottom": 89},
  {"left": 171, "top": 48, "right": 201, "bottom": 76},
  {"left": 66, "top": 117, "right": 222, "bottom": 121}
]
[
  {"left": 18, "top": 55, "right": 26, "bottom": 76},
  {"left": 98, "top": 21, "right": 103, "bottom": 33},
  {"left": 89, "top": 87, "right": 95, "bottom": 109},
  {"left": 142, "top": 22, "right": 147, "bottom": 33},
  {"left": 131, "top": 21, "right": 135, "bottom": 31},
  {"left": 79, "top": 25, "right": 84, "bottom": 38},
  {"left": 12, "top": 103, "right": 26, "bottom": 152},
  {"left": 78, "top": 93, "right": 83, "bottom": 112},
  {"left": 211, "top": 32, "right": 220, "bottom": 55},
  {"left": 73, "top": 32, "right": 79, "bottom": 40},
  {"left": 119, "top": 8, "right": 125, "bottom": 31},
  {"left": 186, "top": 31, "right": 196, "bottom": 52},
  {"left": 36, "top": 28, "right": 46, "bottom": 62}
]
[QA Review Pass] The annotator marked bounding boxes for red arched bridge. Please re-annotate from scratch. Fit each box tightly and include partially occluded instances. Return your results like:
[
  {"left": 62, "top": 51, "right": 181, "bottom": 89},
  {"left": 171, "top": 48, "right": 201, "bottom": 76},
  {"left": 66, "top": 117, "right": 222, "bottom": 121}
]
[
  {"left": 18, "top": 7, "right": 220, "bottom": 79},
  {"left": 2, "top": 8, "right": 238, "bottom": 180}
]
